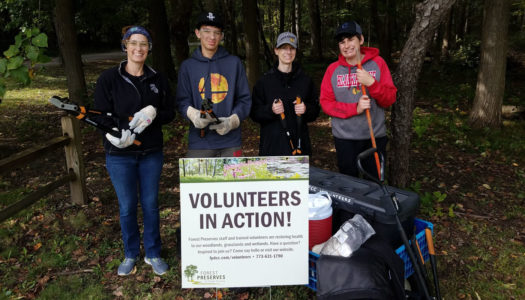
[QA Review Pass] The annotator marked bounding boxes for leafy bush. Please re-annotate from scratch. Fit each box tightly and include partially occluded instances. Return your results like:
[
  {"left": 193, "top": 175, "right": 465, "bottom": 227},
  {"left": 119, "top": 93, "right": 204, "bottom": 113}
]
[
  {"left": 450, "top": 37, "right": 481, "bottom": 68},
  {"left": 0, "top": 27, "right": 50, "bottom": 98}
]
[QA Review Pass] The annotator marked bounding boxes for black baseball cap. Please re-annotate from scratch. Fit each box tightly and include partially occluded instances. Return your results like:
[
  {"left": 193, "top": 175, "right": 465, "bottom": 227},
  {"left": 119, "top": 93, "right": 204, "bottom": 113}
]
[
  {"left": 195, "top": 11, "right": 224, "bottom": 30},
  {"left": 334, "top": 21, "right": 362, "bottom": 40}
]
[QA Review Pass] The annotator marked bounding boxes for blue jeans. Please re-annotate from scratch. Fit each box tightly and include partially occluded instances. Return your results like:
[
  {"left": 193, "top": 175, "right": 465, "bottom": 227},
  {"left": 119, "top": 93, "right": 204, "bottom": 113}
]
[{"left": 106, "top": 151, "right": 163, "bottom": 259}]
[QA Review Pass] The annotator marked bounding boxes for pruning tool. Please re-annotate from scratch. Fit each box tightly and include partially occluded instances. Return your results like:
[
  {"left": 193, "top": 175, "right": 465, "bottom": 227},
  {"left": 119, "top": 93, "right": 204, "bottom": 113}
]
[
  {"left": 199, "top": 98, "right": 221, "bottom": 138},
  {"left": 49, "top": 96, "right": 141, "bottom": 145},
  {"left": 294, "top": 96, "right": 303, "bottom": 155},
  {"left": 275, "top": 98, "right": 301, "bottom": 155}
]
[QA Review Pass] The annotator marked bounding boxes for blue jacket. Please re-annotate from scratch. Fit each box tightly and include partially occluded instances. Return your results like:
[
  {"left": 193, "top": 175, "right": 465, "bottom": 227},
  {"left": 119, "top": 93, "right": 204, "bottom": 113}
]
[
  {"left": 176, "top": 46, "right": 251, "bottom": 150},
  {"left": 93, "top": 61, "right": 175, "bottom": 155}
]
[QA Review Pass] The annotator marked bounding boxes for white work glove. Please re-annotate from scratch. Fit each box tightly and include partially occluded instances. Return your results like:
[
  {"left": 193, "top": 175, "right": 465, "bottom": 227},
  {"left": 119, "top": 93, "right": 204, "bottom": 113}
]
[
  {"left": 106, "top": 129, "right": 136, "bottom": 148},
  {"left": 129, "top": 105, "right": 157, "bottom": 134},
  {"left": 209, "top": 114, "right": 240, "bottom": 135},
  {"left": 186, "top": 106, "right": 215, "bottom": 129}
]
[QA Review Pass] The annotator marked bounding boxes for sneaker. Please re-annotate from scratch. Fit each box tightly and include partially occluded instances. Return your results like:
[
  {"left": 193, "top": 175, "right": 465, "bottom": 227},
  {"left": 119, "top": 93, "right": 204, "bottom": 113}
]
[
  {"left": 117, "top": 257, "right": 138, "bottom": 276},
  {"left": 144, "top": 257, "right": 169, "bottom": 275}
]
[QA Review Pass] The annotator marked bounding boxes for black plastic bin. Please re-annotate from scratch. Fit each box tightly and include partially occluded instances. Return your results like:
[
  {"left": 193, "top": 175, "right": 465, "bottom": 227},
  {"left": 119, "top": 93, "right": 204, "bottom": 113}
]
[{"left": 309, "top": 166, "right": 420, "bottom": 248}]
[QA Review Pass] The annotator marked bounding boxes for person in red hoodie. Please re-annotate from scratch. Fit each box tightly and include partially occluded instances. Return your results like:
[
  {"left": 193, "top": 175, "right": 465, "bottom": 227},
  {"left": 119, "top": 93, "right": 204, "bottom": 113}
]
[{"left": 320, "top": 21, "right": 397, "bottom": 178}]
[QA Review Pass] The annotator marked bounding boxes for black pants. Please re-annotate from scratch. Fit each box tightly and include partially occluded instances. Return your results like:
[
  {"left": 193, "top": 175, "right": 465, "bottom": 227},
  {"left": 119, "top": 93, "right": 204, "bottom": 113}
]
[{"left": 334, "top": 136, "right": 388, "bottom": 179}]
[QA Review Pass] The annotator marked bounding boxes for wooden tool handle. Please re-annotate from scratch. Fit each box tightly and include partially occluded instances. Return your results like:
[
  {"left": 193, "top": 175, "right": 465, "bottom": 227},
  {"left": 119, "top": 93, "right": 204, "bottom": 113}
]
[{"left": 425, "top": 228, "right": 435, "bottom": 256}]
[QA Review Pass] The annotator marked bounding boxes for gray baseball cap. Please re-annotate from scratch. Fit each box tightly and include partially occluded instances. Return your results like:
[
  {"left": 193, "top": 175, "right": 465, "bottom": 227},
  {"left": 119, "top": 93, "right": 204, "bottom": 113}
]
[{"left": 275, "top": 32, "right": 298, "bottom": 48}]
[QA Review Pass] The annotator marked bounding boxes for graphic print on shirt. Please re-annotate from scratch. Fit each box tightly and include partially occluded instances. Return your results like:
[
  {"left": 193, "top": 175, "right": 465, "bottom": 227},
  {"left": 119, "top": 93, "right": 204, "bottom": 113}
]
[
  {"left": 198, "top": 73, "right": 229, "bottom": 104},
  {"left": 336, "top": 70, "right": 377, "bottom": 95}
]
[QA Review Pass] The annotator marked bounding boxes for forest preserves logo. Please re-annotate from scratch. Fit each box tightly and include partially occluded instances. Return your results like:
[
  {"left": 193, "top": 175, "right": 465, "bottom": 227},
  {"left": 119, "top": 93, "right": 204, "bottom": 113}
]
[
  {"left": 184, "top": 265, "right": 226, "bottom": 285},
  {"left": 199, "top": 73, "right": 229, "bottom": 104}
]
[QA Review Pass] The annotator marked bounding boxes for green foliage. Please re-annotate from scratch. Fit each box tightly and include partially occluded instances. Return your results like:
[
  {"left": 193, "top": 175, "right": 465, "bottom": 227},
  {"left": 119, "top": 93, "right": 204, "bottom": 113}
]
[
  {"left": 450, "top": 37, "right": 481, "bottom": 68},
  {"left": 75, "top": 0, "right": 149, "bottom": 51},
  {"left": 66, "top": 211, "right": 92, "bottom": 231},
  {"left": 443, "top": 218, "right": 525, "bottom": 298},
  {"left": 38, "top": 275, "right": 110, "bottom": 300},
  {"left": 466, "top": 121, "right": 525, "bottom": 159},
  {"left": 0, "top": 187, "right": 29, "bottom": 207},
  {"left": 162, "top": 122, "right": 183, "bottom": 143},
  {"left": 0, "top": 27, "right": 50, "bottom": 98},
  {"left": 412, "top": 108, "right": 432, "bottom": 138},
  {"left": 410, "top": 181, "right": 448, "bottom": 217},
  {"left": 0, "top": 0, "right": 54, "bottom": 33}
]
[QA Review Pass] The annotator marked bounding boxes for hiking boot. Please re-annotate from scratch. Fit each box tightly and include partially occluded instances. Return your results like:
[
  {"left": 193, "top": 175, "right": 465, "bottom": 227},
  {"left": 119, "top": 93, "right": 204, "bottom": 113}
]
[
  {"left": 144, "top": 257, "right": 169, "bottom": 275},
  {"left": 117, "top": 257, "right": 138, "bottom": 276}
]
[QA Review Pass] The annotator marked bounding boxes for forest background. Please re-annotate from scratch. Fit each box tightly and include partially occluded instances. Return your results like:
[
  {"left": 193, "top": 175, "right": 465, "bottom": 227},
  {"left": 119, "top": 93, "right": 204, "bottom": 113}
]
[{"left": 0, "top": 0, "right": 524, "bottom": 299}]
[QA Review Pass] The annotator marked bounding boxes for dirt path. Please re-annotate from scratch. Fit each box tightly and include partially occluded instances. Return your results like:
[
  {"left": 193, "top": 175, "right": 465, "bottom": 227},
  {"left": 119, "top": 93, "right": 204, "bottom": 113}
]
[{"left": 40, "top": 51, "right": 125, "bottom": 67}]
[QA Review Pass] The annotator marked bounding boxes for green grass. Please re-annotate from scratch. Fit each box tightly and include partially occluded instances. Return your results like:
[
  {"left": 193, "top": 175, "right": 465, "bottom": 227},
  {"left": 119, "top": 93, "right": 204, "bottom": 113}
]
[
  {"left": 38, "top": 275, "right": 110, "bottom": 300},
  {"left": 0, "top": 187, "right": 30, "bottom": 207},
  {"left": 411, "top": 104, "right": 525, "bottom": 165},
  {"left": 440, "top": 218, "right": 525, "bottom": 299}
]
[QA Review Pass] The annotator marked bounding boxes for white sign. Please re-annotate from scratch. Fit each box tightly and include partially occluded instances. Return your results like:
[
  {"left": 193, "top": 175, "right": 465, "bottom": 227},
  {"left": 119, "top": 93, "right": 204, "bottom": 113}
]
[{"left": 179, "top": 156, "right": 309, "bottom": 288}]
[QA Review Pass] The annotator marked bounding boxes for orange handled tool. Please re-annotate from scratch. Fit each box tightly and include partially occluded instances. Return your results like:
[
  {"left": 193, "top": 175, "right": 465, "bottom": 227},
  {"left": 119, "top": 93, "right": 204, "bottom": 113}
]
[
  {"left": 275, "top": 99, "right": 297, "bottom": 155},
  {"left": 50, "top": 96, "right": 141, "bottom": 146},
  {"left": 356, "top": 52, "right": 381, "bottom": 179},
  {"left": 82, "top": 108, "right": 141, "bottom": 145},
  {"left": 294, "top": 96, "right": 303, "bottom": 155},
  {"left": 426, "top": 228, "right": 442, "bottom": 300}
]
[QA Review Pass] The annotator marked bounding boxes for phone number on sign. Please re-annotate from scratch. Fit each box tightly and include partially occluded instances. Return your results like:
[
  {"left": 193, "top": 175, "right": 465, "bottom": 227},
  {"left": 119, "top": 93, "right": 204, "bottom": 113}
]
[{"left": 255, "top": 254, "right": 284, "bottom": 259}]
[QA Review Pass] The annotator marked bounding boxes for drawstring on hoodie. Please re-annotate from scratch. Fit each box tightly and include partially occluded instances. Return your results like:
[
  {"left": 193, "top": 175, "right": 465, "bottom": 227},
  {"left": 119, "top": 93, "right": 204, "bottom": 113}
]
[
  {"left": 203, "top": 57, "right": 222, "bottom": 103},
  {"left": 348, "top": 66, "right": 352, "bottom": 90}
]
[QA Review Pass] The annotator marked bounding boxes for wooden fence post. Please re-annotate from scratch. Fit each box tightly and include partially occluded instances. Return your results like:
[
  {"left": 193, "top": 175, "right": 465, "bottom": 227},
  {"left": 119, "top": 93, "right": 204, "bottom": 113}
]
[{"left": 61, "top": 115, "right": 87, "bottom": 205}]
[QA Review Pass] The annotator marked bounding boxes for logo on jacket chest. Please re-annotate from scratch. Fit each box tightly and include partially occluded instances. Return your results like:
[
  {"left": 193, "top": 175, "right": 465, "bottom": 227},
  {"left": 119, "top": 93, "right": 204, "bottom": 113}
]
[
  {"left": 199, "top": 73, "right": 229, "bottom": 104},
  {"left": 150, "top": 83, "right": 159, "bottom": 94},
  {"left": 336, "top": 71, "right": 377, "bottom": 90}
]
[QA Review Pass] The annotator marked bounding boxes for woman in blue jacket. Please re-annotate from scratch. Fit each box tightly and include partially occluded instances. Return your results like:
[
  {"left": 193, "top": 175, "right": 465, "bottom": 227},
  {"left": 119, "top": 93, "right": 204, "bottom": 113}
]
[{"left": 93, "top": 26, "right": 174, "bottom": 276}]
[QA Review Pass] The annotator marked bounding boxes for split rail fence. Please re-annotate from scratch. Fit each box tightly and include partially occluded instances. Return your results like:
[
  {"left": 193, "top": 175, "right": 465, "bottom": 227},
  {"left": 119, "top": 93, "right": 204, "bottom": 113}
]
[{"left": 0, "top": 115, "right": 87, "bottom": 222}]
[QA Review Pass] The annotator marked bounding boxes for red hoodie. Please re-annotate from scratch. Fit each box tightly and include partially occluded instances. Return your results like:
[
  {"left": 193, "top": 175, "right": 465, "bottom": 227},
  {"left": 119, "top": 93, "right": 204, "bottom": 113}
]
[{"left": 320, "top": 46, "right": 396, "bottom": 140}]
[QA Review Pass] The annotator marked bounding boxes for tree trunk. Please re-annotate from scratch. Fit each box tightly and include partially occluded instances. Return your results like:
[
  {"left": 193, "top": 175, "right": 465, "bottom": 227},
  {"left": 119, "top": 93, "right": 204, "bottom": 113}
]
[
  {"left": 370, "top": 0, "right": 393, "bottom": 66},
  {"left": 469, "top": 0, "right": 510, "bottom": 128},
  {"left": 256, "top": 5, "right": 274, "bottom": 69},
  {"left": 148, "top": 0, "right": 176, "bottom": 82},
  {"left": 440, "top": 10, "right": 452, "bottom": 60},
  {"left": 54, "top": 0, "right": 87, "bottom": 105},
  {"left": 389, "top": 0, "right": 456, "bottom": 188},
  {"left": 291, "top": 0, "right": 296, "bottom": 34},
  {"left": 169, "top": 0, "right": 193, "bottom": 68},
  {"left": 307, "top": 0, "right": 322, "bottom": 60},
  {"left": 222, "top": 0, "right": 238, "bottom": 56},
  {"left": 242, "top": 0, "right": 261, "bottom": 89},
  {"left": 279, "top": 0, "right": 285, "bottom": 33},
  {"left": 454, "top": 0, "right": 466, "bottom": 45},
  {"left": 202, "top": 0, "right": 217, "bottom": 11},
  {"left": 295, "top": 0, "right": 302, "bottom": 48}
]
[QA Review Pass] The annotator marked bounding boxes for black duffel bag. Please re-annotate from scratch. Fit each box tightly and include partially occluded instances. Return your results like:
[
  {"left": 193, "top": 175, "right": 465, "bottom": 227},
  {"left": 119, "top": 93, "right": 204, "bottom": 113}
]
[{"left": 316, "top": 235, "right": 405, "bottom": 300}]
